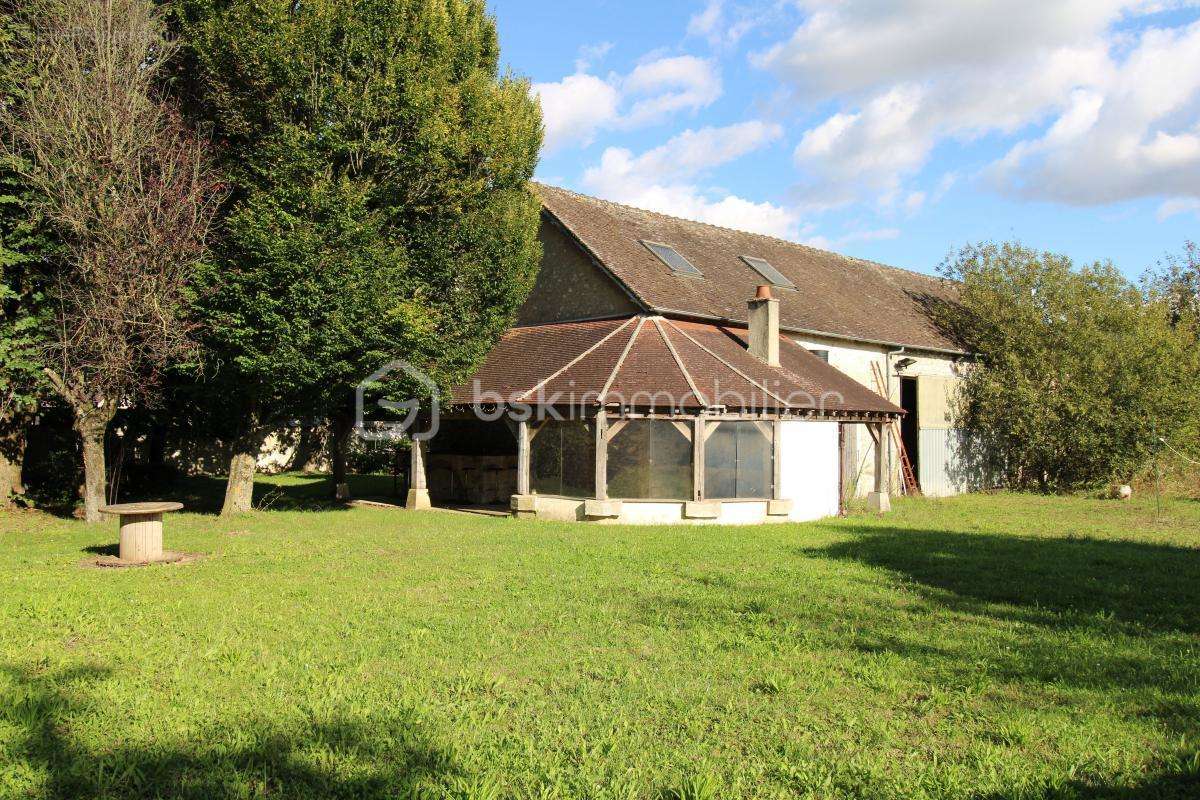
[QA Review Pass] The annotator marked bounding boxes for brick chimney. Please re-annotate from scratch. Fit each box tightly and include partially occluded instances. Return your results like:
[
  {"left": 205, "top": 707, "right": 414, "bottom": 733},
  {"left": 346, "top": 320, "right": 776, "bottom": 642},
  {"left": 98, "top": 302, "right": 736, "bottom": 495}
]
[{"left": 748, "top": 284, "right": 779, "bottom": 367}]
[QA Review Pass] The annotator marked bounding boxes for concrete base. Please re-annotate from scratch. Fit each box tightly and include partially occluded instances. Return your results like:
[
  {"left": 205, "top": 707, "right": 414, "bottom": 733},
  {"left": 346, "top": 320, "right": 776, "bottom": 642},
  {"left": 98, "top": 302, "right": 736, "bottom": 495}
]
[
  {"left": 766, "top": 499, "right": 794, "bottom": 516},
  {"left": 584, "top": 499, "right": 622, "bottom": 519},
  {"left": 867, "top": 491, "right": 892, "bottom": 513},
  {"left": 335, "top": 482, "right": 351, "bottom": 501},
  {"left": 406, "top": 488, "right": 431, "bottom": 510},
  {"left": 521, "top": 495, "right": 834, "bottom": 525},
  {"left": 510, "top": 494, "right": 536, "bottom": 519},
  {"left": 683, "top": 501, "right": 721, "bottom": 519}
]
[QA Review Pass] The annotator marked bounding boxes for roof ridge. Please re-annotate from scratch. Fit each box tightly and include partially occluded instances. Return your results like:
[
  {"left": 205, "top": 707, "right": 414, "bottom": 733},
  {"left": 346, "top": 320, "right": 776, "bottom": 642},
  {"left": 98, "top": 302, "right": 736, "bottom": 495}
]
[
  {"left": 661, "top": 318, "right": 791, "bottom": 407},
  {"left": 651, "top": 317, "right": 708, "bottom": 408},
  {"left": 532, "top": 181, "right": 948, "bottom": 287},
  {"left": 600, "top": 316, "right": 645, "bottom": 402},
  {"left": 518, "top": 316, "right": 637, "bottom": 401}
]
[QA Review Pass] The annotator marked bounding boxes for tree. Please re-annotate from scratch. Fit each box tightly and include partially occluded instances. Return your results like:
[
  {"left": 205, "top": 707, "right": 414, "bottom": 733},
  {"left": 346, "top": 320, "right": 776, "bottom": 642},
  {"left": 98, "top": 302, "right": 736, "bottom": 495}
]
[
  {"left": 935, "top": 242, "right": 1200, "bottom": 492},
  {"left": 1149, "top": 241, "right": 1200, "bottom": 331},
  {"left": 0, "top": 11, "right": 53, "bottom": 507},
  {"left": 0, "top": 11, "right": 56, "bottom": 510},
  {"left": 1, "top": 0, "right": 223, "bottom": 521},
  {"left": 173, "top": 0, "right": 542, "bottom": 514}
]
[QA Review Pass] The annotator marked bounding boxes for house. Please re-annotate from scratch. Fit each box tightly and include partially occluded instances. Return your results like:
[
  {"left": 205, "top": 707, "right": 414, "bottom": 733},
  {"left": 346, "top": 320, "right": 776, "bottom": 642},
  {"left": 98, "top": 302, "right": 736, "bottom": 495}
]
[{"left": 406, "top": 184, "right": 967, "bottom": 524}]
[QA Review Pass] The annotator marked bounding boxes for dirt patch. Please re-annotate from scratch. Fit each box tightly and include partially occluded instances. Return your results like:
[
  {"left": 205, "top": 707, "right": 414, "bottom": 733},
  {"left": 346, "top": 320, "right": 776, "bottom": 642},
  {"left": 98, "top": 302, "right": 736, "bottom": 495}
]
[{"left": 79, "top": 551, "right": 205, "bottom": 570}]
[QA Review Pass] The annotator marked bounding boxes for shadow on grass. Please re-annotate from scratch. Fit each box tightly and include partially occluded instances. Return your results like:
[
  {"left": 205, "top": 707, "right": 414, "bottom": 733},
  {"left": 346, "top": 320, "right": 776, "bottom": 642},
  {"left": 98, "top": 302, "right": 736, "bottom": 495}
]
[
  {"left": 638, "top": 521, "right": 1200, "bottom": 741},
  {"left": 807, "top": 524, "right": 1200, "bottom": 635},
  {"left": 35, "top": 472, "right": 405, "bottom": 519},
  {"left": 0, "top": 663, "right": 458, "bottom": 799},
  {"left": 977, "top": 755, "right": 1200, "bottom": 800}
]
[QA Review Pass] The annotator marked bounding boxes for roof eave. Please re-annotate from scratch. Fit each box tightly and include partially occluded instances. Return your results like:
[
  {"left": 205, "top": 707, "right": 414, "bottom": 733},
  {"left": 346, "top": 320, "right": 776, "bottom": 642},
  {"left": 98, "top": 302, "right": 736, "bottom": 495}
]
[{"left": 648, "top": 305, "right": 970, "bottom": 358}]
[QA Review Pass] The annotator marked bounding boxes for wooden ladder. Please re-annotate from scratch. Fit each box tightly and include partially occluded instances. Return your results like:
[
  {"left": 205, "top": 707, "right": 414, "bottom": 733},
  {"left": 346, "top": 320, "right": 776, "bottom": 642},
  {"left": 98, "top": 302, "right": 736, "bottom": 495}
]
[{"left": 870, "top": 362, "right": 921, "bottom": 496}]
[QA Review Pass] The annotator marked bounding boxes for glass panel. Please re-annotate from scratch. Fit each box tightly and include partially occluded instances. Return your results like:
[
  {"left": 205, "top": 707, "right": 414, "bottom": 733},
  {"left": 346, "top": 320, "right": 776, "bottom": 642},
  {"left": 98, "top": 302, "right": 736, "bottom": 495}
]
[
  {"left": 704, "top": 421, "right": 774, "bottom": 498},
  {"left": 642, "top": 241, "right": 703, "bottom": 276},
  {"left": 531, "top": 420, "right": 594, "bottom": 496},
  {"left": 704, "top": 422, "right": 737, "bottom": 499},
  {"left": 530, "top": 423, "right": 561, "bottom": 495},
  {"left": 607, "top": 419, "right": 693, "bottom": 500},
  {"left": 736, "top": 423, "right": 773, "bottom": 499},
  {"left": 741, "top": 256, "right": 794, "bottom": 288},
  {"left": 607, "top": 420, "right": 651, "bottom": 498},
  {"left": 650, "top": 421, "right": 693, "bottom": 500},
  {"left": 560, "top": 421, "right": 595, "bottom": 497}
]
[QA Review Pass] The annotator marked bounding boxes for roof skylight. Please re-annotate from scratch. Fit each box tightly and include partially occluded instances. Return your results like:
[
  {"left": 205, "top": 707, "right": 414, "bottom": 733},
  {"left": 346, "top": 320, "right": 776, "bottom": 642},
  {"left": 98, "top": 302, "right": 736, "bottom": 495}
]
[
  {"left": 741, "top": 256, "right": 794, "bottom": 289},
  {"left": 641, "top": 240, "right": 702, "bottom": 277}
]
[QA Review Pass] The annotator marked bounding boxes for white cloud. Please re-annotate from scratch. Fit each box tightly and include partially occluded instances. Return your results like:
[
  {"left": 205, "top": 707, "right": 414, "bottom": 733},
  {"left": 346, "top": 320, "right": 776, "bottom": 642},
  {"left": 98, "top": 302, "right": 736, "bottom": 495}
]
[
  {"left": 591, "top": 121, "right": 783, "bottom": 183},
  {"left": 988, "top": 22, "right": 1200, "bottom": 205},
  {"left": 793, "top": 85, "right": 929, "bottom": 205},
  {"left": 755, "top": 1, "right": 1133, "bottom": 100},
  {"left": 580, "top": 121, "right": 803, "bottom": 239},
  {"left": 622, "top": 56, "right": 723, "bottom": 127},
  {"left": 687, "top": 1, "right": 723, "bottom": 40},
  {"left": 575, "top": 41, "right": 613, "bottom": 73},
  {"left": 758, "top": 0, "right": 1200, "bottom": 210},
  {"left": 1158, "top": 197, "right": 1200, "bottom": 220},
  {"left": 532, "top": 55, "right": 721, "bottom": 152},
  {"left": 533, "top": 73, "right": 621, "bottom": 152},
  {"left": 687, "top": 0, "right": 759, "bottom": 49}
]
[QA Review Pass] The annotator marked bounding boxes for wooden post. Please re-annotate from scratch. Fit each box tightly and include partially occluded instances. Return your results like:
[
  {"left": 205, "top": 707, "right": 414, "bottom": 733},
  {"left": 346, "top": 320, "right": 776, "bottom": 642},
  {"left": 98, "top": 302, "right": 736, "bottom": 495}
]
[
  {"left": 406, "top": 438, "right": 431, "bottom": 510},
  {"left": 594, "top": 410, "right": 608, "bottom": 500},
  {"left": 869, "top": 421, "right": 891, "bottom": 512},
  {"left": 692, "top": 415, "right": 705, "bottom": 500},
  {"left": 516, "top": 419, "right": 530, "bottom": 496},
  {"left": 873, "top": 423, "right": 885, "bottom": 493}
]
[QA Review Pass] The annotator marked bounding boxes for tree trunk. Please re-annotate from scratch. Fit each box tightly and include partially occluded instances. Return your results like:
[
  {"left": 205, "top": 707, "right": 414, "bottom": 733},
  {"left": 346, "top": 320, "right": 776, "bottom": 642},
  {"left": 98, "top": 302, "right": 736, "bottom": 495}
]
[
  {"left": 0, "top": 417, "right": 28, "bottom": 508},
  {"left": 74, "top": 404, "right": 115, "bottom": 523},
  {"left": 329, "top": 410, "right": 353, "bottom": 500},
  {"left": 221, "top": 430, "right": 264, "bottom": 516}
]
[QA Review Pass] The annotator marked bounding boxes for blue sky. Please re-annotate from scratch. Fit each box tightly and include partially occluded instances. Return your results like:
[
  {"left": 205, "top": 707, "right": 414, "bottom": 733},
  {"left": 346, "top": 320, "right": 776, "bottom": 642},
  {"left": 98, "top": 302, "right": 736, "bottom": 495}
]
[{"left": 493, "top": 0, "right": 1200, "bottom": 278}]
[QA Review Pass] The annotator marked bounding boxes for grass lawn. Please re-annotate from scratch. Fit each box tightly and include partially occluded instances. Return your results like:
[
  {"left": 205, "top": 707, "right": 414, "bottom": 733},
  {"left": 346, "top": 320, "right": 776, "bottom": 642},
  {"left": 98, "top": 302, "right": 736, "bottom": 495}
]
[{"left": 2, "top": 479, "right": 1198, "bottom": 799}]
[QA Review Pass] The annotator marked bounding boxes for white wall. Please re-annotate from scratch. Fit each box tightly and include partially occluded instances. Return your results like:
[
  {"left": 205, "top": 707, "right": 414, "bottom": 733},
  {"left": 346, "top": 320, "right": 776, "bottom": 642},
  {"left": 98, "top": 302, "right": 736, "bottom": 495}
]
[
  {"left": 791, "top": 332, "right": 964, "bottom": 497},
  {"left": 778, "top": 420, "right": 840, "bottom": 521}
]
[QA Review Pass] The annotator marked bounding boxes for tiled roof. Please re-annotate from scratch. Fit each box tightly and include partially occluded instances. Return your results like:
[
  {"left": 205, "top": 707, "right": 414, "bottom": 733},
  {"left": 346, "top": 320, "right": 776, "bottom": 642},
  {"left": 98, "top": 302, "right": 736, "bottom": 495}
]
[
  {"left": 535, "top": 183, "right": 962, "bottom": 353},
  {"left": 451, "top": 316, "right": 902, "bottom": 416}
]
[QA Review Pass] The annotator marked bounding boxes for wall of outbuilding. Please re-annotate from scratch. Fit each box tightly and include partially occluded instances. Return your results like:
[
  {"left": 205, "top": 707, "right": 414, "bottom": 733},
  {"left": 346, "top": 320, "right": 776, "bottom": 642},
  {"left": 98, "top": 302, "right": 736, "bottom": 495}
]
[
  {"left": 790, "top": 333, "right": 966, "bottom": 498},
  {"left": 778, "top": 420, "right": 841, "bottom": 520}
]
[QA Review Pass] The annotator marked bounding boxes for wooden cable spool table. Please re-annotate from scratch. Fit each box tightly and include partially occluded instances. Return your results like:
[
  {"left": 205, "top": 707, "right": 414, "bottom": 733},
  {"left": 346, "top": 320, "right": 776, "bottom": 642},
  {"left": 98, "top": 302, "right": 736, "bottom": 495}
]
[{"left": 98, "top": 501, "right": 184, "bottom": 563}]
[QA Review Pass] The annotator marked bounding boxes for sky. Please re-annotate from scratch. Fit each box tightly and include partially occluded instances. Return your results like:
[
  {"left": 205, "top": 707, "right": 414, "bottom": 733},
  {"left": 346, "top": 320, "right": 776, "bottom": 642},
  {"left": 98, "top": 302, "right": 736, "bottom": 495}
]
[{"left": 492, "top": 0, "right": 1200, "bottom": 279}]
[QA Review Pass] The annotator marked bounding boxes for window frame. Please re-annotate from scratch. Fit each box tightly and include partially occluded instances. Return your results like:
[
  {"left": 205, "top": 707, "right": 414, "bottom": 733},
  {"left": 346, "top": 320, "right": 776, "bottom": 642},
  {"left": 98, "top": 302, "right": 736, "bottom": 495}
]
[
  {"left": 641, "top": 240, "right": 704, "bottom": 278},
  {"left": 605, "top": 418, "right": 695, "bottom": 500},
  {"left": 530, "top": 419, "right": 595, "bottom": 498},
  {"left": 702, "top": 419, "right": 775, "bottom": 500},
  {"left": 740, "top": 255, "right": 795, "bottom": 289}
]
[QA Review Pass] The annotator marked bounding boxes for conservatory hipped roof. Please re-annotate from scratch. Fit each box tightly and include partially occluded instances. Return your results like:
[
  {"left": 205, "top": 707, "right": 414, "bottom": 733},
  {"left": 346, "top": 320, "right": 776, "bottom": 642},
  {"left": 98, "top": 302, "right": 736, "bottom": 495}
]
[{"left": 451, "top": 316, "right": 902, "bottom": 416}]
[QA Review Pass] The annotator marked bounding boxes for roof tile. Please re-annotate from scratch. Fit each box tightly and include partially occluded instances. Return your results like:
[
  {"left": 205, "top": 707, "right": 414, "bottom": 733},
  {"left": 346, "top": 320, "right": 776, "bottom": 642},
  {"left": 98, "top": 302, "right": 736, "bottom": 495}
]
[{"left": 536, "top": 183, "right": 960, "bottom": 353}]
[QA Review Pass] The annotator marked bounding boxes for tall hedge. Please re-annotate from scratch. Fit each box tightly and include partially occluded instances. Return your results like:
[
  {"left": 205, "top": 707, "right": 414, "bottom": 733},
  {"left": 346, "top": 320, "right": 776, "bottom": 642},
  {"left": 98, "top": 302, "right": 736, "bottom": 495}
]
[
  {"left": 936, "top": 241, "right": 1200, "bottom": 491},
  {"left": 173, "top": 0, "right": 543, "bottom": 512}
]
